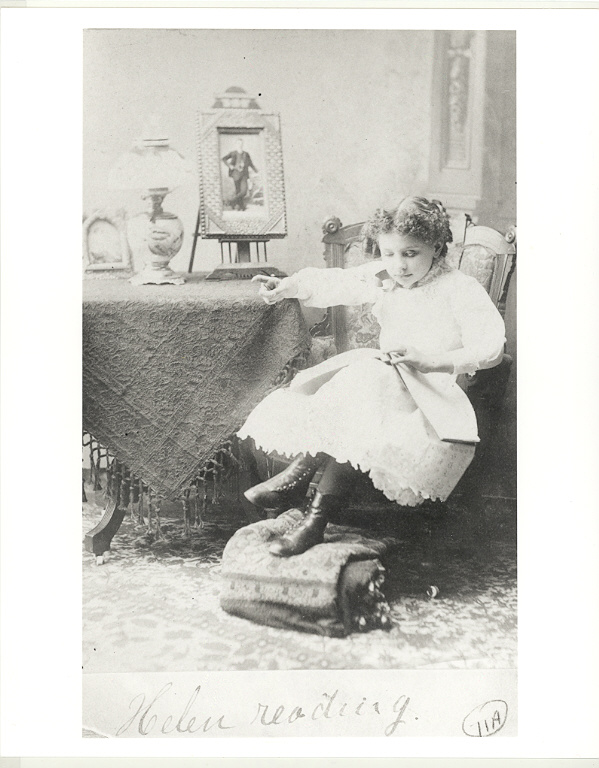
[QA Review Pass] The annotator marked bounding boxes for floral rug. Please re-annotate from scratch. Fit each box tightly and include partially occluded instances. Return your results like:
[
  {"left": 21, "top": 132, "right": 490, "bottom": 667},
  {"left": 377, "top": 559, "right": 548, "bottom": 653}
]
[{"left": 82, "top": 485, "right": 516, "bottom": 673}]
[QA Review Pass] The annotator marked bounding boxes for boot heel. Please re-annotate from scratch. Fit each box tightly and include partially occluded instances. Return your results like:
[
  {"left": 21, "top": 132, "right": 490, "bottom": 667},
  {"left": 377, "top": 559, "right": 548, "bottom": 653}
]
[{"left": 268, "top": 491, "right": 335, "bottom": 557}]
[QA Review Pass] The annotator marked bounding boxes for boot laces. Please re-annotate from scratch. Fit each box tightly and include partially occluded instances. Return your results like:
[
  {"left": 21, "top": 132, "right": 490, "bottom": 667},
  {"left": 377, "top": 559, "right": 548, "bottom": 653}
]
[{"left": 279, "top": 469, "right": 311, "bottom": 491}]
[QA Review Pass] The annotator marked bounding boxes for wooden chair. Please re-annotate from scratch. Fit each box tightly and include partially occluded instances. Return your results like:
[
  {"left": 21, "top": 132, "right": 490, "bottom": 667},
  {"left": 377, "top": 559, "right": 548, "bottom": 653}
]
[
  {"left": 243, "top": 214, "right": 516, "bottom": 594},
  {"left": 315, "top": 215, "right": 517, "bottom": 590}
]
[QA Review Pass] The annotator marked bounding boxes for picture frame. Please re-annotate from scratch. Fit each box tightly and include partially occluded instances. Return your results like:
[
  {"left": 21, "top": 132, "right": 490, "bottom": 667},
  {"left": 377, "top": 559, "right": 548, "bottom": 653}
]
[
  {"left": 197, "top": 105, "right": 287, "bottom": 239},
  {"left": 82, "top": 209, "right": 132, "bottom": 275}
]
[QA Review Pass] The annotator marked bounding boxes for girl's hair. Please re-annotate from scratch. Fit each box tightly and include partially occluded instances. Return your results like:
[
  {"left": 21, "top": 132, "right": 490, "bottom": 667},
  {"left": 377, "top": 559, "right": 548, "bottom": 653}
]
[{"left": 362, "top": 196, "right": 453, "bottom": 260}]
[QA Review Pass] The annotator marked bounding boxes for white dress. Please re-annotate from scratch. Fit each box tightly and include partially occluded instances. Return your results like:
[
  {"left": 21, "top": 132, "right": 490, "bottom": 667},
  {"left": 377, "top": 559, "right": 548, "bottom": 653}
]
[{"left": 238, "top": 260, "right": 506, "bottom": 507}]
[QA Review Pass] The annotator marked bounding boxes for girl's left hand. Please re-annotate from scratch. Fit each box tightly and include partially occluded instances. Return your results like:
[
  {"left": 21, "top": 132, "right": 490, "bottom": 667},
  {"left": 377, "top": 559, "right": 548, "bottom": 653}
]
[{"left": 379, "top": 346, "right": 436, "bottom": 374}]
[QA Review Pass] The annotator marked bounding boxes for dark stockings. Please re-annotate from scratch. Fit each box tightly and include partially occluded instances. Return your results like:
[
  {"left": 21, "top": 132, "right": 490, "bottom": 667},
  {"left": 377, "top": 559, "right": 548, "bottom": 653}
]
[{"left": 315, "top": 457, "right": 359, "bottom": 496}]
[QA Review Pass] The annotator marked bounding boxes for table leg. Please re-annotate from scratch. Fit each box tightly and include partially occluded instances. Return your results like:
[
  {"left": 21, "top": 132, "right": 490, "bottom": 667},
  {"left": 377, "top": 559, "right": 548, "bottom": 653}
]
[{"left": 84, "top": 498, "right": 126, "bottom": 561}]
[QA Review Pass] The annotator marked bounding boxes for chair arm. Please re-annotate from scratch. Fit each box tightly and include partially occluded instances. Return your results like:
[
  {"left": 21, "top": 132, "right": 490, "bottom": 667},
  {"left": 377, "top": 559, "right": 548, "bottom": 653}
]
[{"left": 310, "top": 311, "right": 333, "bottom": 338}]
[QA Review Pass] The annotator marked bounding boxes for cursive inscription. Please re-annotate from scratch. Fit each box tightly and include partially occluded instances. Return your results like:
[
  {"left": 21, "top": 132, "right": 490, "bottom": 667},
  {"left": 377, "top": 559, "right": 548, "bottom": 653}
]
[
  {"left": 251, "top": 690, "right": 411, "bottom": 736},
  {"left": 462, "top": 699, "right": 508, "bottom": 737},
  {"left": 116, "top": 683, "right": 235, "bottom": 736},
  {"left": 116, "top": 682, "right": 412, "bottom": 737}
]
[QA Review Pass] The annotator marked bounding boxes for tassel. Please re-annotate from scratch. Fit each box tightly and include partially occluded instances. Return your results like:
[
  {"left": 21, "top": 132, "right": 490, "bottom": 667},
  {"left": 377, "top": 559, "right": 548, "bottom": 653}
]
[
  {"left": 182, "top": 490, "right": 191, "bottom": 536},
  {"left": 192, "top": 482, "right": 199, "bottom": 527},
  {"left": 106, "top": 460, "right": 114, "bottom": 499},
  {"left": 127, "top": 473, "right": 135, "bottom": 516},
  {"left": 224, "top": 443, "right": 240, "bottom": 466},
  {"left": 137, "top": 482, "right": 145, "bottom": 525},
  {"left": 92, "top": 441, "right": 102, "bottom": 491},
  {"left": 200, "top": 482, "right": 207, "bottom": 528},
  {"left": 213, "top": 468, "right": 220, "bottom": 503},
  {"left": 155, "top": 497, "right": 162, "bottom": 539},
  {"left": 132, "top": 476, "right": 140, "bottom": 504},
  {"left": 87, "top": 439, "right": 96, "bottom": 487},
  {"left": 114, "top": 462, "right": 123, "bottom": 506},
  {"left": 147, "top": 486, "right": 154, "bottom": 531},
  {"left": 120, "top": 468, "right": 130, "bottom": 509}
]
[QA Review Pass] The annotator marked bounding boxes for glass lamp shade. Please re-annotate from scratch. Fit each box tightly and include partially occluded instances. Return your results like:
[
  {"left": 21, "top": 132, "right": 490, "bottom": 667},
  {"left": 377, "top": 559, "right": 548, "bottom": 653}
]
[{"left": 108, "top": 140, "right": 191, "bottom": 194}]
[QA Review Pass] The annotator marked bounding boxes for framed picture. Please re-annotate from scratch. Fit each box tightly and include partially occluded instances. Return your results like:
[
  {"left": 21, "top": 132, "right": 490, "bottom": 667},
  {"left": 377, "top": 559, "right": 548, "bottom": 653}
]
[
  {"left": 197, "top": 105, "right": 287, "bottom": 238},
  {"left": 82, "top": 209, "right": 132, "bottom": 275}
]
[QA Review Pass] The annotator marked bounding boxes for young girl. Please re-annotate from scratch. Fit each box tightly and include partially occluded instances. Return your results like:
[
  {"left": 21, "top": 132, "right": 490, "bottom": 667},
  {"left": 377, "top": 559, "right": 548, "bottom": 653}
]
[{"left": 238, "top": 197, "right": 506, "bottom": 557}]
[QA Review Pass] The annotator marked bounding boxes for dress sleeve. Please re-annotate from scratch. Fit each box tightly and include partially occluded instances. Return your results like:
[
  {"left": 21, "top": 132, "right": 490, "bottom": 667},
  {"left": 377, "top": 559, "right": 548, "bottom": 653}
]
[
  {"left": 276, "top": 262, "right": 381, "bottom": 308},
  {"left": 447, "top": 275, "right": 507, "bottom": 375}
]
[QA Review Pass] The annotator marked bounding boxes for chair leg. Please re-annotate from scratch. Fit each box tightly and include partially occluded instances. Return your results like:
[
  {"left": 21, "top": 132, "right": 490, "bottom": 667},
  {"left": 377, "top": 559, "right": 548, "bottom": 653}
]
[
  {"left": 453, "top": 452, "right": 491, "bottom": 561},
  {"left": 416, "top": 492, "right": 489, "bottom": 598},
  {"left": 414, "top": 502, "right": 447, "bottom": 598},
  {"left": 460, "top": 490, "right": 490, "bottom": 561}
]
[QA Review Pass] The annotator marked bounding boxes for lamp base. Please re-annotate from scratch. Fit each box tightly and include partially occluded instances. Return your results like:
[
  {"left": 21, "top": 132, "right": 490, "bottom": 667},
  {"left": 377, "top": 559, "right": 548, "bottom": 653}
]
[
  {"left": 128, "top": 200, "right": 185, "bottom": 286},
  {"left": 130, "top": 267, "right": 185, "bottom": 286}
]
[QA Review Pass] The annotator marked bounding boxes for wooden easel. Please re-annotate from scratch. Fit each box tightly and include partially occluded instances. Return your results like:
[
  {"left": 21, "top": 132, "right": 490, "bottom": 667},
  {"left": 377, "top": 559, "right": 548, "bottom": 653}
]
[{"left": 188, "top": 208, "right": 287, "bottom": 279}]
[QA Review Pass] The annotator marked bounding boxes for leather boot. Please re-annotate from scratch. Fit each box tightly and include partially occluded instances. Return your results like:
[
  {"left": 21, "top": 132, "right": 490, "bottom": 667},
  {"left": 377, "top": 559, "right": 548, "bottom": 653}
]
[
  {"left": 244, "top": 453, "right": 325, "bottom": 514},
  {"left": 269, "top": 491, "right": 337, "bottom": 557}
]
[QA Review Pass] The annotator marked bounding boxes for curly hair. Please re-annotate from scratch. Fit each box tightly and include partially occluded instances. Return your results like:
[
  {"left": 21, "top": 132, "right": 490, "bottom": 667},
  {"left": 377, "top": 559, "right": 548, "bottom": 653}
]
[{"left": 361, "top": 196, "right": 453, "bottom": 260}]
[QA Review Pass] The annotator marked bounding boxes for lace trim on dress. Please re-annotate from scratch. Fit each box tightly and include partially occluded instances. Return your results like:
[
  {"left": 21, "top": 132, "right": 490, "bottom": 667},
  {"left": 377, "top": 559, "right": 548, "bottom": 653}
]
[
  {"left": 242, "top": 431, "right": 434, "bottom": 507},
  {"left": 239, "top": 418, "right": 459, "bottom": 508}
]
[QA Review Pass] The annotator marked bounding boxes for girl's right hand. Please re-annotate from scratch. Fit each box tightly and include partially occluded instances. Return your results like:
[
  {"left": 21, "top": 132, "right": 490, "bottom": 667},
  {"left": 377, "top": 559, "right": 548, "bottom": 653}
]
[{"left": 252, "top": 274, "right": 286, "bottom": 304}]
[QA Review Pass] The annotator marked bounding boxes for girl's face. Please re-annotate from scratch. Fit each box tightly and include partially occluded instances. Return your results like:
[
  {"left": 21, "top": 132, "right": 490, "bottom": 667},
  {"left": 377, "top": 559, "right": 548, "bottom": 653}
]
[{"left": 378, "top": 232, "right": 440, "bottom": 288}]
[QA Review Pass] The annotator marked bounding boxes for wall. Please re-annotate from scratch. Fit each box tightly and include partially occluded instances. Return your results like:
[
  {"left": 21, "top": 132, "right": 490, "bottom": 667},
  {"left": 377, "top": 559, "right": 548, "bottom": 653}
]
[
  {"left": 480, "top": 31, "right": 517, "bottom": 233},
  {"left": 84, "top": 29, "right": 436, "bottom": 275}
]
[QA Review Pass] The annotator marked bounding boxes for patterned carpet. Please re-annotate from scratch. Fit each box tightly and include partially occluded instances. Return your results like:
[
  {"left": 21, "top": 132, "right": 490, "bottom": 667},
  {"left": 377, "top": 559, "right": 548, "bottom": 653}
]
[{"left": 82, "top": 483, "right": 517, "bottom": 673}]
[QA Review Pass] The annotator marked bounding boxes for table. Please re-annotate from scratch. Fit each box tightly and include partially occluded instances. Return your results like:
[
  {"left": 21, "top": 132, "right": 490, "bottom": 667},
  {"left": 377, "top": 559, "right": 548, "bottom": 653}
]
[{"left": 83, "top": 274, "right": 311, "bottom": 554}]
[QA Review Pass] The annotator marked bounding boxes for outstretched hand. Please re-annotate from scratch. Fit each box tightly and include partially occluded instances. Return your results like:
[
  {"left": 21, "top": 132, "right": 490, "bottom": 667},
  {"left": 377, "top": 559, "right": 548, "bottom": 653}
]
[{"left": 252, "top": 274, "right": 285, "bottom": 304}]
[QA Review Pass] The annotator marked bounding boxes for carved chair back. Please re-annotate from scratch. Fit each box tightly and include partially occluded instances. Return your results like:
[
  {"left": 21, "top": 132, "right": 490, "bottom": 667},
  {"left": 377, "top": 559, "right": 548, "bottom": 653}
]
[{"left": 320, "top": 215, "right": 516, "bottom": 355}]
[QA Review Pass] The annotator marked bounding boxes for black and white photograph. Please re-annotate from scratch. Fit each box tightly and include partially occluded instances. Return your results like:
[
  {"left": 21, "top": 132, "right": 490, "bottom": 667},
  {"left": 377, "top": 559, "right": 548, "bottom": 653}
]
[
  {"left": 2, "top": 5, "right": 598, "bottom": 759},
  {"left": 79, "top": 26, "right": 517, "bottom": 737},
  {"left": 219, "top": 132, "right": 265, "bottom": 215}
]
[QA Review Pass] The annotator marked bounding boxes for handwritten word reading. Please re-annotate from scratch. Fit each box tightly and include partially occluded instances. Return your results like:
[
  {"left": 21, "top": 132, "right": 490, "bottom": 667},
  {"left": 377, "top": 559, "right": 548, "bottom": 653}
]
[
  {"left": 116, "top": 682, "right": 412, "bottom": 737},
  {"left": 251, "top": 689, "right": 411, "bottom": 737}
]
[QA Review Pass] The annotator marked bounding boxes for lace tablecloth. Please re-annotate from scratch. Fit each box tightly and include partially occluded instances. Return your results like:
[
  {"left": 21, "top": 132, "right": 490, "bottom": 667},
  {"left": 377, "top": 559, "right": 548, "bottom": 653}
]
[{"left": 83, "top": 275, "right": 311, "bottom": 498}]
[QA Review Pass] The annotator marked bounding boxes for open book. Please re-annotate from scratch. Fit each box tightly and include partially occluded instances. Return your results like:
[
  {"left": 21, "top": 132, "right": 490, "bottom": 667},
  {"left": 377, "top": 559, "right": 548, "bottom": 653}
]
[{"left": 290, "top": 348, "right": 479, "bottom": 444}]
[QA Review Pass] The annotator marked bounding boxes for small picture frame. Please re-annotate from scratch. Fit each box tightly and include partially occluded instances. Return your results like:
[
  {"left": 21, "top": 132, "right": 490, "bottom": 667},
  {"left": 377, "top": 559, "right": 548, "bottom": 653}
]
[
  {"left": 83, "top": 209, "right": 132, "bottom": 276},
  {"left": 197, "top": 106, "right": 287, "bottom": 239}
]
